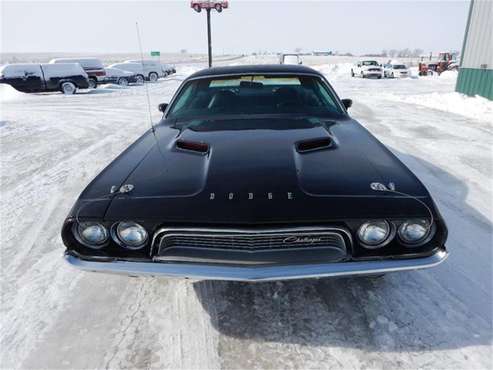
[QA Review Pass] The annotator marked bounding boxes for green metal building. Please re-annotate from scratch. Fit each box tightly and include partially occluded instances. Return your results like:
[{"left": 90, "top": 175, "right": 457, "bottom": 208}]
[{"left": 456, "top": 0, "right": 493, "bottom": 100}]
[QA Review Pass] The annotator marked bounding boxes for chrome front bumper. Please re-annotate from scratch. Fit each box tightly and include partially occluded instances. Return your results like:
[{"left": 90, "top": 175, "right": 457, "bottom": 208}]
[{"left": 64, "top": 249, "right": 448, "bottom": 282}]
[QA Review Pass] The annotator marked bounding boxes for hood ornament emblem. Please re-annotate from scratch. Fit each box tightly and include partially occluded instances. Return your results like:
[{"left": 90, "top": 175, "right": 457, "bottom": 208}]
[
  {"left": 111, "top": 184, "right": 135, "bottom": 194},
  {"left": 370, "top": 182, "right": 395, "bottom": 191}
]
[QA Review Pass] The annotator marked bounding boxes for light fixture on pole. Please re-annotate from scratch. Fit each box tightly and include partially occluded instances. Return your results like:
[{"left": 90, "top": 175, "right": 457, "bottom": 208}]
[{"left": 191, "top": 1, "right": 229, "bottom": 68}]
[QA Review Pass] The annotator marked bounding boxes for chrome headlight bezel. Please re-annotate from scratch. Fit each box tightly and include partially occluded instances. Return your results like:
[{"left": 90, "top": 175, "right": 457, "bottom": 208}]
[
  {"left": 357, "top": 220, "right": 394, "bottom": 249},
  {"left": 73, "top": 221, "right": 109, "bottom": 249},
  {"left": 112, "top": 221, "right": 148, "bottom": 250},
  {"left": 398, "top": 219, "right": 435, "bottom": 247}
]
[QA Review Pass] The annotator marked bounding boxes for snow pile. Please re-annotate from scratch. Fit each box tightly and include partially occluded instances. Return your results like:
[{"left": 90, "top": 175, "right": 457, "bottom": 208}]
[
  {"left": 175, "top": 65, "right": 202, "bottom": 78},
  {"left": 0, "top": 84, "right": 27, "bottom": 102},
  {"left": 438, "top": 70, "right": 459, "bottom": 80},
  {"left": 383, "top": 91, "right": 493, "bottom": 123},
  {"left": 99, "top": 83, "right": 128, "bottom": 89},
  {"left": 313, "top": 63, "right": 354, "bottom": 80}
]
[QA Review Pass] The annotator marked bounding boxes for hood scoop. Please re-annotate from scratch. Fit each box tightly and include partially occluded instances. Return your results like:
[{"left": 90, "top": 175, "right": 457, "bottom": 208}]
[
  {"left": 296, "top": 137, "right": 334, "bottom": 153},
  {"left": 176, "top": 139, "right": 210, "bottom": 154}
]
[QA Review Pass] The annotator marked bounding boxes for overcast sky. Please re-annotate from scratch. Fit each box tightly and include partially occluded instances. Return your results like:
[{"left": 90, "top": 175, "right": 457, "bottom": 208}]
[{"left": 1, "top": 0, "right": 470, "bottom": 55}]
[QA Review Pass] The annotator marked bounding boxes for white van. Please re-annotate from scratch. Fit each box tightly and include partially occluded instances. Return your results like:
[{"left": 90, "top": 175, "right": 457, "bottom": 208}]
[
  {"left": 49, "top": 58, "right": 106, "bottom": 88},
  {"left": 280, "top": 54, "right": 303, "bottom": 65}
]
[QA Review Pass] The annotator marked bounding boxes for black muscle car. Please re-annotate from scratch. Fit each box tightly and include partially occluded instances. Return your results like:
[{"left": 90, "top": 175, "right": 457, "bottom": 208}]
[{"left": 62, "top": 65, "right": 448, "bottom": 281}]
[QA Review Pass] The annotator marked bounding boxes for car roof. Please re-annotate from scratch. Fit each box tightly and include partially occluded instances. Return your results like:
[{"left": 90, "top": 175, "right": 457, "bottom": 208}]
[
  {"left": 110, "top": 62, "right": 139, "bottom": 66},
  {"left": 187, "top": 64, "right": 323, "bottom": 79},
  {"left": 50, "top": 57, "right": 101, "bottom": 62}
]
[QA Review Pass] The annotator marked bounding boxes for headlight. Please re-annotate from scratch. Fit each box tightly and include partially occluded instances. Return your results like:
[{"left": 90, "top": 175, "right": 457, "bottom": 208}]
[
  {"left": 357, "top": 220, "right": 391, "bottom": 248},
  {"left": 398, "top": 219, "right": 431, "bottom": 245},
  {"left": 115, "top": 221, "right": 148, "bottom": 249},
  {"left": 77, "top": 222, "right": 108, "bottom": 248}
]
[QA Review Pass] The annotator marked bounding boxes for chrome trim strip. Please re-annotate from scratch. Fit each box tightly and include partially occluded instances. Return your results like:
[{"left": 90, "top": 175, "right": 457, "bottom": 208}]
[{"left": 64, "top": 249, "right": 448, "bottom": 282}]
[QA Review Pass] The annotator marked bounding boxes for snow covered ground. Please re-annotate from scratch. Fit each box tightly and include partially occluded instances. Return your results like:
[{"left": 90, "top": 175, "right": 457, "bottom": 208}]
[{"left": 1, "top": 56, "right": 492, "bottom": 369}]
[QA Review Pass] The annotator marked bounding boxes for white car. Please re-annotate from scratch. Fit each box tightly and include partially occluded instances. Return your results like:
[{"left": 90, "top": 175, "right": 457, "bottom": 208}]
[
  {"left": 107, "top": 63, "right": 148, "bottom": 82},
  {"left": 383, "top": 62, "right": 410, "bottom": 78},
  {"left": 103, "top": 67, "right": 142, "bottom": 86},
  {"left": 123, "top": 60, "right": 166, "bottom": 81},
  {"left": 351, "top": 60, "right": 383, "bottom": 79}
]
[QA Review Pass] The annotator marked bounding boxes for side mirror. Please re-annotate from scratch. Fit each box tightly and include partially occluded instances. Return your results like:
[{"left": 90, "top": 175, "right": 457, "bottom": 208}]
[
  {"left": 341, "top": 99, "right": 352, "bottom": 110},
  {"left": 158, "top": 103, "right": 168, "bottom": 113}
]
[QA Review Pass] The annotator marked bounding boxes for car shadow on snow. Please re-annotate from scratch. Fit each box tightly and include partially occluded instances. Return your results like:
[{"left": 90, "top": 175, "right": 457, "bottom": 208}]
[{"left": 193, "top": 150, "right": 492, "bottom": 352}]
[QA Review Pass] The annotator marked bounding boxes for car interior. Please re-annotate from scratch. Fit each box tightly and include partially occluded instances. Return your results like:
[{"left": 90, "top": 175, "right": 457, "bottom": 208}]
[{"left": 168, "top": 75, "right": 343, "bottom": 119}]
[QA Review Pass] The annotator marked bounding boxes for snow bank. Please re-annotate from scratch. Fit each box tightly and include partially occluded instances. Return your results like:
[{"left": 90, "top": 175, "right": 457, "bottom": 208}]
[
  {"left": 313, "top": 63, "right": 354, "bottom": 80},
  {"left": 384, "top": 91, "right": 493, "bottom": 123},
  {"left": 98, "top": 83, "right": 128, "bottom": 89},
  {"left": 175, "top": 65, "right": 202, "bottom": 78},
  {"left": 438, "top": 70, "right": 458, "bottom": 80},
  {"left": 0, "top": 84, "right": 27, "bottom": 102}
]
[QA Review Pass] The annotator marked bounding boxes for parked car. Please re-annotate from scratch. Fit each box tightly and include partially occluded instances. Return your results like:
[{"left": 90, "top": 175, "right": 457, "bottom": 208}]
[
  {"left": 103, "top": 67, "right": 140, "bottom": 86},
  {"left": 49, "top": 58, "right": 105, "bottom": 88},
  {"left": 280, "top": 54, "right": 303, "bottom": 65},
  {"left": 191, "top": 1, "right": 228, "bottom": 12},
  {"left": 0, "top": 63, "right": 89, "bottom": 94},
  {"left": 383, "top": 61, "right": 410, "bottom": 78},
  {"left": 161, "top": 63, "right": 176, "bottom": 75},
  {"left": 62, "top": 64, "right": 448, "bottom": 281},
  {"left": 107, "top": 63, "right": 145, "bottom": 84},
  {"left": 351, "top": 60, "right": 383, "bottom": 78},
  {"left": 123, "top": 60, "right": 167, "bottom": 81}
]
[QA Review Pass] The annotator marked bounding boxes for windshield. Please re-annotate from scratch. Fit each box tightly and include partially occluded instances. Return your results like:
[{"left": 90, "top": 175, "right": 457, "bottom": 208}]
[
  {"left": 362, "top": 61, "right": 378, "bottom": 66},
  {"left": 393, "top": 65, "right": 407, "bottom": 69},
  {"left": 167, "top": 74, "right": 343, "bottom": 119}
]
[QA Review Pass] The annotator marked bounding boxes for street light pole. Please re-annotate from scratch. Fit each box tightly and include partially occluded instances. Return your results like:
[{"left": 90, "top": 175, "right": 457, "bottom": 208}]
[
  {"left": 192, "top": 1, "right": 227, "bottom": 67},
  {"left": 206, "top": 8, "right": 212, "bottom": 68}
]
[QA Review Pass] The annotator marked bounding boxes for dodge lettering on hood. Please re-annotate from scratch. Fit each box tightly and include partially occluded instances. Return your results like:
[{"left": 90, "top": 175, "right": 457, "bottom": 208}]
[{"left": 62, "top": 65, "right": 448, "bottom": 281}]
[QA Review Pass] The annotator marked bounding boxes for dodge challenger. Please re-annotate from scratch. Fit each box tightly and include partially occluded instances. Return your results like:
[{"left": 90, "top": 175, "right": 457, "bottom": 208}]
[{"left": 62, "top": 65, "right": 448, "bottom": 281}]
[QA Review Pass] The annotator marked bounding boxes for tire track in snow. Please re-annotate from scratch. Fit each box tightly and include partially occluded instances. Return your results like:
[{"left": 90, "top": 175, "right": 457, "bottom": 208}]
[{"left": 65, "top": 279, "right": 222, "bottom": 370}]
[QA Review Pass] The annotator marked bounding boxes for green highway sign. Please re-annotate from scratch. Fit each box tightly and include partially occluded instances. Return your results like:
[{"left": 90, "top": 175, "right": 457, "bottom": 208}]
[{"left": 150, "top": 51, "right": 160, "bottom": 56}]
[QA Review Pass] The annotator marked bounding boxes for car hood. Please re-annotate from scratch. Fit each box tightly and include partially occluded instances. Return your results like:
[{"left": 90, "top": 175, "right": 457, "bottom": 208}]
[{"left": 82, "top": 117, "right": 431, "bottom": 222}]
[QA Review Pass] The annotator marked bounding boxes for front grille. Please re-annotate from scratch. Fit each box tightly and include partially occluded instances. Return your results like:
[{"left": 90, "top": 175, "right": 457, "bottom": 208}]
[
  {"left": 155, "top": 228, "right": 347, "bottom": 254},
  {"left": 369, "top": 68, "right": 381, "bottom": 72}
]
